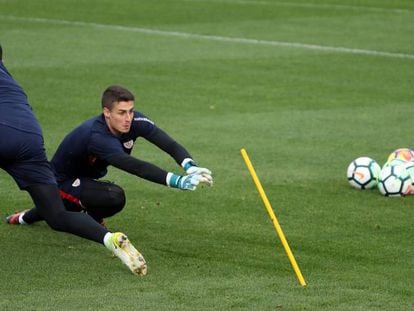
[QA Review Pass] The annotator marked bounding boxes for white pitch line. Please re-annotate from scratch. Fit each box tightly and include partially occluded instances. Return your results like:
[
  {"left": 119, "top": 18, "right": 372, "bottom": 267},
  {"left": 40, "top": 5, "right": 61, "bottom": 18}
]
[
  {"left": 181, "top": 0, "right": 414, "bottom": 14},
  {"left": 1, "top": 14, "right": 414, "bottom": 60}
]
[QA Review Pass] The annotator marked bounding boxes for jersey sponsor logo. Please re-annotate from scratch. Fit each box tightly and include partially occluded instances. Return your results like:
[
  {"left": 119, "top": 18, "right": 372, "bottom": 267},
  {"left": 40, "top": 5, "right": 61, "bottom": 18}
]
[
  {"left": 72, "top": 178, "right": 81, "bottom": 187},
  {"left": 123, "top": 139, "right": 134, "bottom": 149},
  {"left": 134, "top": 117, "right": 154, "bottom": 125}
]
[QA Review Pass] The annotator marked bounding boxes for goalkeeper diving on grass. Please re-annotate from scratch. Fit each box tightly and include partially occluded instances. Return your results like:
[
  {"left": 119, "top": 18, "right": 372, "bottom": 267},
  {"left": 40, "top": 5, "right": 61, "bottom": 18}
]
[{"left": 7, "top": 85, "right": 212, "bottom": 230}]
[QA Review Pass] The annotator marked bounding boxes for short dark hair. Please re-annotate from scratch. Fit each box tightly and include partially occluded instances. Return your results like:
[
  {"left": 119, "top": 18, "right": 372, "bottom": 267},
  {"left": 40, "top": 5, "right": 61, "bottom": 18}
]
[
  {"left": 101, "top": 85, "right": 135, "bottom": 109},
  {"left": 0, "top": 44, "right": 3, "bottom": 60}
]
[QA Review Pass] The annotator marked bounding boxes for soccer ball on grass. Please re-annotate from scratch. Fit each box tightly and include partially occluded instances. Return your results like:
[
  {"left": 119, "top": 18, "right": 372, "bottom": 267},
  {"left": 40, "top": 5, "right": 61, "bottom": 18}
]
[
  {"left": 347, "top": 157, "right": 381, "bottom": 190},
  {"left": 378, "top": 162, "right": 412, "bottom": 197},
  {"left": 386, "top": 148, "right": 414, "bottom": 163}
]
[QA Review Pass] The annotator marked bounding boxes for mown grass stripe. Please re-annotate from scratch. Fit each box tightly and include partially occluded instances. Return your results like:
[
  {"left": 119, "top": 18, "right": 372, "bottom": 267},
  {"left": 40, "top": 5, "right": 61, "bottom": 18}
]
[{"left": 1, "top": 14, "right": 414, "bottom": 60}]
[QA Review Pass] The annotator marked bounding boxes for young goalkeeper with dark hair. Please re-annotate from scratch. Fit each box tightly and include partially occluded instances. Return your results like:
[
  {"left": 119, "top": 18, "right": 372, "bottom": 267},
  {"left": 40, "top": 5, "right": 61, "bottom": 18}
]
[{"left": 7, "top": 84, "right": 212, "bottom": 241}]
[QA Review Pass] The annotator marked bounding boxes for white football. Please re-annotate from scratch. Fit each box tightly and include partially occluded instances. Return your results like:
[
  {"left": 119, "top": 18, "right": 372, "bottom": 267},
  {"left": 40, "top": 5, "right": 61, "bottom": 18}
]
[
  {"left": 378, "top": 163, "right": 412, "bottom": 197},
  {"left": 347, "top": 157, "right": 381, "bottom": 190}
]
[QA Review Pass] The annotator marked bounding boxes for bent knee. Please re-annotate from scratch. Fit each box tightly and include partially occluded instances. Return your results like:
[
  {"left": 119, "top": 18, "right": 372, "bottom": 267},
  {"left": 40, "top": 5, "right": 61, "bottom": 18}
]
[
  {"left": 110, "top": 184, "right": 126, "bottom": 212},
  {"left": 80, "top": 180, "right": 126, "bottom": 211}
]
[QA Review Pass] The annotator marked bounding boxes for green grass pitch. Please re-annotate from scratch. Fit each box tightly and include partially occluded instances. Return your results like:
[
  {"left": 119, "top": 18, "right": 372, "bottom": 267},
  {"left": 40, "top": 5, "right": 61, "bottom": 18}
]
[{"left": 1, "top": 0, "right": 414, "bottom": 310}]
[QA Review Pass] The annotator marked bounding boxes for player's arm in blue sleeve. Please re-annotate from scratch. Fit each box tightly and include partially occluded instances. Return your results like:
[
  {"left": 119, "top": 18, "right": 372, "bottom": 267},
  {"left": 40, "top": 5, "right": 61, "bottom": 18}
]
[
  {"left": 107, "top": 153, "right": 168, "bottom": 185},
  {"left": 107, "top": 153, "right": 209, "bottom": 190},
  {"left": 133, "top": 113, "right": 198, "bottom": 170},
  {"left": 145, "top": 126, "right": 213, "bottom": 181},
  {"left": 145, "top": 127, "right": 192, "bottom": 165}
]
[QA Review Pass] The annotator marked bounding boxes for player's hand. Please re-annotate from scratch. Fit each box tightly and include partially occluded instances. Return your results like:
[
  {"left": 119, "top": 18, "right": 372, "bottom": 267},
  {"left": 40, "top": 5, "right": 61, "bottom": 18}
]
[
  {"left": 186, "top": 165, "right": 211, "bottom": 175},
  {"left": 186, "top": 166, "right": 213, "bottom": 185},
  {"left": 182, "top": 158, "right": 213, "bottom": 186},
  {"left": 180, "top": 173, "right": 211, "bottom": 190},
  {"left": 168, "top": 173, "right": 212, "bottom": 190}
]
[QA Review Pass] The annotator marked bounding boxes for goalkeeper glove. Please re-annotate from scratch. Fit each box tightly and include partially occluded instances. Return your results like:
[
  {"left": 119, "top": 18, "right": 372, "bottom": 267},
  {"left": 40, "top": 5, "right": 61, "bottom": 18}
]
[
  {"left": 166, "top": 172, "right": 211, "bottom": 190},
  {"left": 181, "top": 158, "right": 213, "bottom": 185}
]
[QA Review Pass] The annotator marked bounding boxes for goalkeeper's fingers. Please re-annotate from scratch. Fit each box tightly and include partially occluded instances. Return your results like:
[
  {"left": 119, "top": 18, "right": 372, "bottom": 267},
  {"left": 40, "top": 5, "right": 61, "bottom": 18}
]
[
  {"left": 185, "top": 173, "right": 212, "bottom": 190},
  {"left": 186, "top": 166, "right": 212, "bottom": 176},
  {"left": 196, "top": 173, "right": 213, "bottom": 186}
]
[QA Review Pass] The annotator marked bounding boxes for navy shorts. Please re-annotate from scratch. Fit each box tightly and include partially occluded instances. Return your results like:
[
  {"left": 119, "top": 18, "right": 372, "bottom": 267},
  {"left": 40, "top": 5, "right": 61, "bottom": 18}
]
[
  {"left": 57, "top": 178, "right": 126, "bottom": 221},
  {"left": 0, "top": 124, "right": 56, "bottom": 189},
  {"left": 58, "top": 178, "right": 84, "bottom": 212}
]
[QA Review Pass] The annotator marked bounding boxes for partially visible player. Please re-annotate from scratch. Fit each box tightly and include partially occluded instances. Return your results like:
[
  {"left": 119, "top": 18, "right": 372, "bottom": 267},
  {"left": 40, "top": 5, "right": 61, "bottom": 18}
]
[
  {"left": 7, "top": 85, "right": 212, "bottom": 225},
  {"left": 0, "top": 45, "right": 147, "bottom": 276}
]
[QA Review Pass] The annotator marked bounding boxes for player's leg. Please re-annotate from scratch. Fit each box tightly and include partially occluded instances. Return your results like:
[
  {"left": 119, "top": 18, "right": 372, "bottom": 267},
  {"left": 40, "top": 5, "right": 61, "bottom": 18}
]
[
  {"left": 15, "top": 207, "right": 43, "bottom": 224},
  {"left": 1, "top": 127, "right": 146, "bottom": 275},
  {"left": 7, "top": 175, "right": 147, "bottom": 275},
  {"left": 79, "top": 178, "right": 126, "bottom": 221},
  {"left": 2, "top": 131, "right": 107, "bottom": 242},
  {"left": 58, "top": 178, "right": 126, "bottom": 223},
  {"left": 58, "top": 177, "right": 126, "bottom": 222},
  {"left": 26, "top": 183, "right": 147, "bottom": 275},
  {"left": 8, "top": 178, "right": 126, "bottom": 225},
  {"left": 26, "top": 183, "right": 107, "bottom": 242}
]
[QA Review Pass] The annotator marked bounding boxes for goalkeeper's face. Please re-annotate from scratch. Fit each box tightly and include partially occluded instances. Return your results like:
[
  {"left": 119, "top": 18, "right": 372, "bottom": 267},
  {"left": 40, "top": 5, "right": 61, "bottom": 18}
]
[{"left": 103, "top": 100, "right": 134, "bottom": 135}]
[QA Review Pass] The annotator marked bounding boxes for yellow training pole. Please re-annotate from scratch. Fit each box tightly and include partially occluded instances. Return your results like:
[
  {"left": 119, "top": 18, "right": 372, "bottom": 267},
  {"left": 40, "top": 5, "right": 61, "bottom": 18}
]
[{"left": 240, "top": 148, "right": 307, "bottom": 287}]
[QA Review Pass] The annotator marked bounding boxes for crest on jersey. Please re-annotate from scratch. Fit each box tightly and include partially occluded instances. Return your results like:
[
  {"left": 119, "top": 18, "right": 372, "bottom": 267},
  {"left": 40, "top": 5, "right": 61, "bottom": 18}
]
[
  {"left": 72, "top": 178, "right": 81, "bottom": 187},
  {"left": 123, "top": 139, "right": 134, "bottom": 149}
]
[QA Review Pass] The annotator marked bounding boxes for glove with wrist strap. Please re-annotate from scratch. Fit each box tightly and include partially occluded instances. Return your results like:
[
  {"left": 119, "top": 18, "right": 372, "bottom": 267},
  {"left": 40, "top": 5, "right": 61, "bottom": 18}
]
[{"left": 166, "top": 172, "right": 211, "bottom": 191}]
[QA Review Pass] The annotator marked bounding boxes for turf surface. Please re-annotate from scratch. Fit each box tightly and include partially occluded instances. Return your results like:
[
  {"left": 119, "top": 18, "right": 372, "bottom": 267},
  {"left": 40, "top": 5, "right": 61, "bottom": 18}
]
[{"left": 1, "top": 1, "right": 414, "bottom": 310}]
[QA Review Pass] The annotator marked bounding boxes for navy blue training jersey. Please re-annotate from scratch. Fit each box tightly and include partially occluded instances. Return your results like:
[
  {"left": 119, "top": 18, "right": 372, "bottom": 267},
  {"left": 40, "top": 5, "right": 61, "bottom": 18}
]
[
  {"left": 51, "top": 112, "right": 156, "bottom": 182},
  {"left": 0, "top": 61, "right": 43, "bottom": 136}
]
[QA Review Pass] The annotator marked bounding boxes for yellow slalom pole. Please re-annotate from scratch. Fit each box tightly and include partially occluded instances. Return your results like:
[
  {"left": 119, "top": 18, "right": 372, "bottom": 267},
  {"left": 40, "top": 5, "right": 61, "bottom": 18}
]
[{"left": 240, "top": 148, "right": 307, "bottom": 287}]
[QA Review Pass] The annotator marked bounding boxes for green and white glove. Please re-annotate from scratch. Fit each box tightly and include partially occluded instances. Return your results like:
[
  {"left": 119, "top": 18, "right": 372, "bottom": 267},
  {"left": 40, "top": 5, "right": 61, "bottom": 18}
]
[
  {"left": 167, "top": 172, "right": 211, "bottom": 191},
  {"left": 181, "top": 158, "right": 213, "bottom": 185}
]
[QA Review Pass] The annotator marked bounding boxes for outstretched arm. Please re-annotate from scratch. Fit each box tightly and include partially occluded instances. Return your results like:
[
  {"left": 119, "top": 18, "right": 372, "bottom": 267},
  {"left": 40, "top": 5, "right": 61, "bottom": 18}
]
[
  {"left": 108, "top": 153, "right": 168, "bottom": 185},
  {"left": 145, "top": 127, "right": 213, "bottom": 184},
  {"left": 145, "top": 127, "right": 191, "bottom": 165},
  {"left": 107, "top": 153, "right": 210, "bottom": 190}
]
